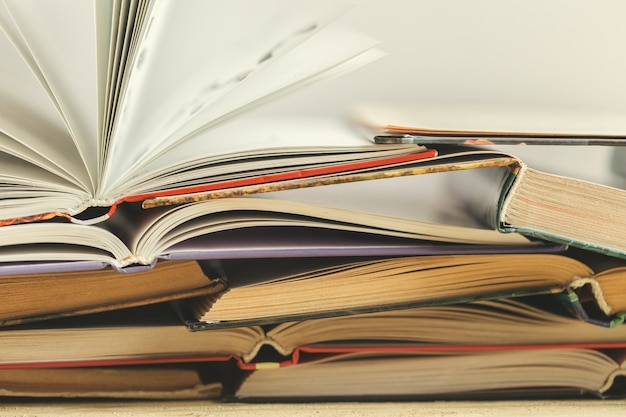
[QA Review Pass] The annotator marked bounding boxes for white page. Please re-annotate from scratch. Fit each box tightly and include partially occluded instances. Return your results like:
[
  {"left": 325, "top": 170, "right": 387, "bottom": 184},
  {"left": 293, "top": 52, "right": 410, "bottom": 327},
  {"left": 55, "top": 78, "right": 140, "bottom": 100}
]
[
  {"left": 0, "top": 132, "right": 85, "bottom": 185},
  {"left": 4, "top": 0, "right": 99, "bottom": 187},
  {"left": 0, "top": 150, "right": 90, "bottom": 221},
  {"left": 95, "top": 0, "right": 115, "bottom": 168},
  {"left": 125, "top": 116, "right": 378, "bottom": 187},
  {"left": 0, "top": 151, "right": 81, "bottom": 192},
  {"left": 100, "top": 0, "right": 352, "bottom": 193},
  {"left": 102, "top": 27, "right": 383, "bottom": 194},
  {"left": 102, "top": 0, "right": 145, "bottom": 165},
  {"left": 0, "top": 245, "right": 116, "bottom": 266},
  {"left": 137, "top": 26, "right": 382, "bottom": 171},
  {"left": 253, "top": 170, "right": 492, "bottom": 229},
  {"left": 0, "top": 223, "right": 129, "bottom": 265},
  {"left": 0, "top": 6, "right": 91, "bottom": 189}
]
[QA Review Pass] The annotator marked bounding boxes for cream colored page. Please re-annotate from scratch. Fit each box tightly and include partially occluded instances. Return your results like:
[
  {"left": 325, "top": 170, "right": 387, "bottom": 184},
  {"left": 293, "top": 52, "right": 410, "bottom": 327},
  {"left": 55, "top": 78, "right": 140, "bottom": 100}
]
[
  {"left": 0, "top": 222, "right": 130, "bottom": 265},
  {"left": 94, "top": 0, "right": 115, "bottom": 166},
  {"left": 0, "top": 3, "right": 91, "bottom": 189},
  {"left": 355, "top": 102, "right": 626, "bottom": 136},
  {"left": 122, "top": 116, "right": 377, "bottom": 189},
  {"left": 146, "top": 26, "right": 382, "bottom": 165},
  {"left": 4, "top": 0, "right": 99, "bottom": 187},
  {"left": 100, "top": 0, "right": 352, "bottom": 194}
]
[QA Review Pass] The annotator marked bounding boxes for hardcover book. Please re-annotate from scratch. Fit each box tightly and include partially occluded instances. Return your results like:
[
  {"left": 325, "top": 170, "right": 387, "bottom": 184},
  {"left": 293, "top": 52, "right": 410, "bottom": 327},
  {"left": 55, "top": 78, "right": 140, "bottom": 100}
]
[
  {"left": 179, "top": 252, "right": 626, "bottom": 330},
  {"left": 0, "top": 227, "right": 565, "bottom": 327},
  {"left": 231, "top": 347, "right": 626, "bottom": 401},
  {"left": 13, "top": 133, "right": 626, "bottom": 271},
  {"left": 2, "top": 298, "right": 626, "bottom": 400},
  {"left": 0, "top": 260, "right": 225, "bottom": 327},
  {"left": 248, "top": 143, "right": 626, "bottom": 260}
]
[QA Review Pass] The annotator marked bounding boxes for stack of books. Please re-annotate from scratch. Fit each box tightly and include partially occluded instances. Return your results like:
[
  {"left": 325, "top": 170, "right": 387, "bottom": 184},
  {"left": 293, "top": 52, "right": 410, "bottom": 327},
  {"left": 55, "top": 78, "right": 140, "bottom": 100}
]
[{"left": 1, "top": 0, "right": 626, "bottom": 402}]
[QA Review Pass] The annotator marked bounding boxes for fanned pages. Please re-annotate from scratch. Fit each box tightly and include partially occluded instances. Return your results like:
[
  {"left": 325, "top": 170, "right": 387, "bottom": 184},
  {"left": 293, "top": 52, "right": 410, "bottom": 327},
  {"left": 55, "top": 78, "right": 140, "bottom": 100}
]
[{"left": 0, "top": 0, "right": 388, "bottom": 223}]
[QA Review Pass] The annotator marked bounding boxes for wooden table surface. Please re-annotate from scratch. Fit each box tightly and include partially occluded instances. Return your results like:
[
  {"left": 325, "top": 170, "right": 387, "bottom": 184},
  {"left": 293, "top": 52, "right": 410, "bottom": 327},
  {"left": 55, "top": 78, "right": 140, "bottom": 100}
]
[{"left": 0, "top": 399, "right": 625, "bottom": 416}]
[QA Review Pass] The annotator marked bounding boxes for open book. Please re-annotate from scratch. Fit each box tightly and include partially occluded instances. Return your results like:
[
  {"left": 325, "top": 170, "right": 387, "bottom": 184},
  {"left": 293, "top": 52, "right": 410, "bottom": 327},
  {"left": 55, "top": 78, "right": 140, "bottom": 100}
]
[
  {"left": 0, "top": 0, "right": 395, "bottom": 224},
  {"left": 233, "top": 347, "right": 626, "bottom": 401},
  {"left": 2, "top": 297, "right": 626, "bottom": 399},
  {"left": 180, "top": 252, "right": 626, "bottom": 329},
  {"left": 0, "top": 146, "right": 544, "bottom": 271}
]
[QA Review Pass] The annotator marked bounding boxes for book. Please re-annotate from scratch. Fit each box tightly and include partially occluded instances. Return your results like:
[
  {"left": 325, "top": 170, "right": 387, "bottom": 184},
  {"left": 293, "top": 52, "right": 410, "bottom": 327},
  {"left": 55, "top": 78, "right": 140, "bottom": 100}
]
[
  {"left": 354, "top": 103, "right": 626, "bottom": 145},
  {"left": 2, "top": 297, "right": 626, "bottom": 369},
  {"left": 235, "top": 138, "right": 626, "bottom": 260},
  {"left": 0, "top": 260, "right": 225, "bottom": 327},
  {"left": 0, "top": 0, "right": 404, "bottom": 224},
  {"left": 231, "top": 347, "right": 626, "bottom": 401},
  {"left": 445, "top": 155, "right": 626, "bottom": 260},
  {"left": 180, "top": 252, "right": 626, "bottom": 330},
  {"left": 7, "top": 346, "right": 626, "bottom": 401},
  {"left": 0, "top": 147, "right": 544, "bottom": 271},
  {"left": 0, "top": 366, "right": 222, "bottom": 400},
  {"left": 2, "top": 297, "right": 626, "bottom": 399},
  {"left": 1, "top": 131, "right": 624, "bottom": 269}
]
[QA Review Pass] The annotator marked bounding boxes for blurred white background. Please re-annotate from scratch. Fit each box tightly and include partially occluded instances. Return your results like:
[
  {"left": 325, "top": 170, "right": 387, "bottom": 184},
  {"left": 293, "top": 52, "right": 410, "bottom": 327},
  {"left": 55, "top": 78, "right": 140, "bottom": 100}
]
[
  {"left": 255, "top": 0, "right": 626, "bottom": 186},
  {"left": 258, "top": 0, "right": 626, "bottom": 117}
]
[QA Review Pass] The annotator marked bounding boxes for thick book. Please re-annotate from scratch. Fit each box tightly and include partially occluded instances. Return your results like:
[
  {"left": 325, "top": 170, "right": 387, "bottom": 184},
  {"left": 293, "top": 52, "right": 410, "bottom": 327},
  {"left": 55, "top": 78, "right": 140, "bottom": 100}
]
[
  {"left": 231, "top": 347, "right": 626, "bottom": 401},
  {"left": 0, "top": 0, "right": 402, "bottom": 225},
  {"left": 0, "top": 260, "right": 226, "bottom": 327},
  {"left": 230, "top": 142, "right": 626, "bottom": 260},
  {"left": 0, "top": 365, "right": 222, "bottom": 400},
  {"left": 178, "top": 252, "right": 626, "bottom": 330},
  {"left": 2, "top": 298, "right": 626, "bottom": 400}
]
